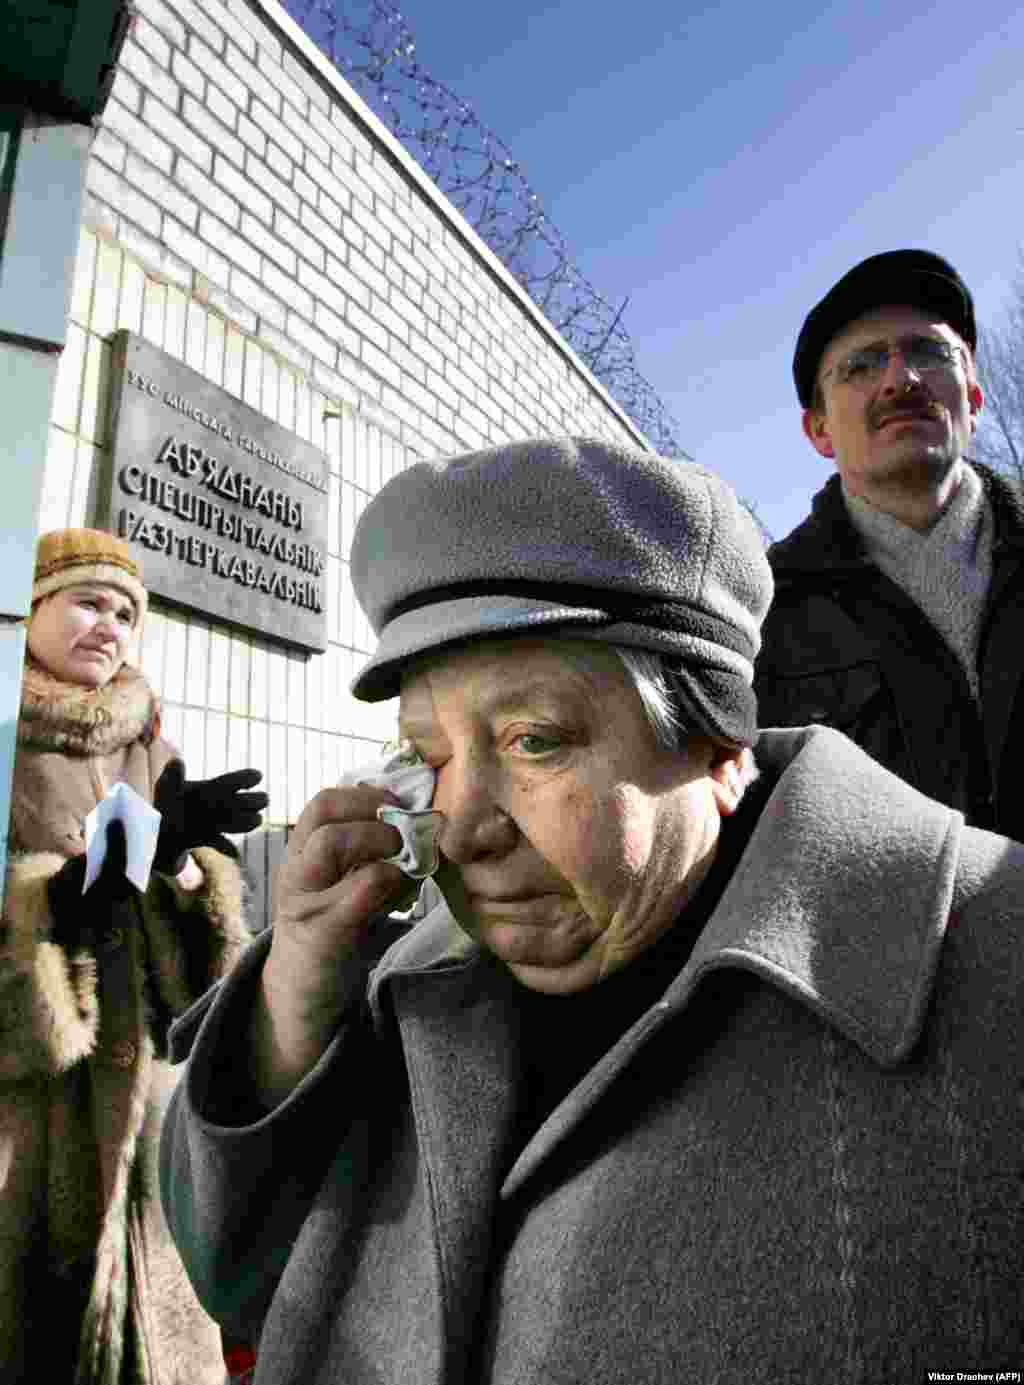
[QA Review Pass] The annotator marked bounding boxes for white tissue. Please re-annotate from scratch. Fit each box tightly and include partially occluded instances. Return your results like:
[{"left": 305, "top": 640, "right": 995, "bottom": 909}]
[
  {"left": 83, "top": 782, "right": 161, "bottom": 894},
  {"left": 340, "top": 741, "right": 443, "bottom": 880}
]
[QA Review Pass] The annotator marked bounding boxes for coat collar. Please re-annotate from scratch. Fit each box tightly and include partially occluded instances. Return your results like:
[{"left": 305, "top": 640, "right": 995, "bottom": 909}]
[
  {"left": 18, "top": 658, "right": 159, "bottom": 756},
  {"left": 768, "top": 473, "right": 868, "bottom": 576},
  {"left": 373, "top": 725, "right": 961, "bottom": 1074},
  {"left": 980, "top": 461, "right": 1024, "bottom": 551},
  {"left": 669, "top": 726, "right": 959, "bottom": 1066}
]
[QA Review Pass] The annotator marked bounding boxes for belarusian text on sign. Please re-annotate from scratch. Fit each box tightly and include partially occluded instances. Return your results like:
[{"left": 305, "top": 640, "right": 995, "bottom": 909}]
[{"left": 99, "top": 331, "right": 329, "bottom": 652}]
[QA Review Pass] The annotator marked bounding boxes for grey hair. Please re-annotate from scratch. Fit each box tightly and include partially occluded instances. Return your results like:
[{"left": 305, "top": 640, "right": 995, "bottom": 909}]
[
  {"left": 614, "top": 648, "right": 684, "bottom": 751},
  {"left": 614, "top": 647, "right": 759, "bottom": 788}
]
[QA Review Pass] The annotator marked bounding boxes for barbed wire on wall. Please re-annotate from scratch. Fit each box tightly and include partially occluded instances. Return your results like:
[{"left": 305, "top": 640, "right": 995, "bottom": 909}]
[{"left": 281, "top": 0, "right": 690, "bottom": 459}]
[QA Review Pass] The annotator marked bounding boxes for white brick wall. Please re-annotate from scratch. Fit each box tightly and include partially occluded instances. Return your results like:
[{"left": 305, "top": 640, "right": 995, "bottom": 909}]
[
  {"left": 44, "top": 0, "right": 649, "bottom": 922},
  {"left": 84, "top": 0, "right": 646, "bottom": 457}
]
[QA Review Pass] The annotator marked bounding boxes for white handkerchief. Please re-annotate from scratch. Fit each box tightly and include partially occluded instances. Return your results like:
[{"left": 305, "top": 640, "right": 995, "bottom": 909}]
[
  {"left": 340, "top": 741, "right": 443, "bottom": 880},
  {"left": 84, "top": 782, "right": 161, "bottom": 894}
]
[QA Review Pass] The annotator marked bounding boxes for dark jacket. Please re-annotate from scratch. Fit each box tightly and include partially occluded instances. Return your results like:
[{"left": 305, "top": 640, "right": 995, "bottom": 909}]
[
  {"left": 755, "top": 465, "right": 1024, "bottom": 838},
  {"left": 161, "top": 728, "right": 1022, "bottom": 1385}
]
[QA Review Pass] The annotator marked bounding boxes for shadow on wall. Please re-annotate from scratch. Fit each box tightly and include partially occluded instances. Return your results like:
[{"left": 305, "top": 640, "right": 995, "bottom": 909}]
[{"left": 238, "top": 825, "right": 291, "bottom": 933}]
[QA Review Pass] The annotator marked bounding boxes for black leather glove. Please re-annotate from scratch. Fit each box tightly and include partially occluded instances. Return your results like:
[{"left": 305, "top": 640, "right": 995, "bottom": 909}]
[
  {"left": 153, "top": 760, "right": 268, "bottom": 874},
  {"left": 47, "top": 819, "right": 135, "bottom": 948}
]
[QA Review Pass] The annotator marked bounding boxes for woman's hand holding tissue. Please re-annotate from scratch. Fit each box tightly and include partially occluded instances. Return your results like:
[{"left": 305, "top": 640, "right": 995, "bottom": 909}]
[{"left": 254, "top": 783, "right": 413, "bottom": 1103}]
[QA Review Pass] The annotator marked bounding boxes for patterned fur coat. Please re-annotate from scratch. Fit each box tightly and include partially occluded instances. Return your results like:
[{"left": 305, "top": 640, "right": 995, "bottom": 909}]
[{"left": 0, "top": 657, "right": 250, "bottom": 1384}]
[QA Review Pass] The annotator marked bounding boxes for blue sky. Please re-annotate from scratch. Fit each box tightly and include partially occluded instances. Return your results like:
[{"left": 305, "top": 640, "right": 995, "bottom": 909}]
[{"left": 349, "top": 0, "right": 1024, "bottom": 540}]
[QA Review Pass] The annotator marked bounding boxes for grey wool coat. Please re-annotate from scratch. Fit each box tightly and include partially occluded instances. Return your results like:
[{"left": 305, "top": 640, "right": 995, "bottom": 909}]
[
  {"left": 1, "top": 659, "right": 250, "bottom": 1385},
  {"left": 161, "top": 726, "right": 1023, "bottom": 1385}
]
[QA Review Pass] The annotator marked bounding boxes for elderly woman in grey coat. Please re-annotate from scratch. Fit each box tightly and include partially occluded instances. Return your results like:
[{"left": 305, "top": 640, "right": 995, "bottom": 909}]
[{"left": 162, "top": 439, "right": 1022, "bottom": 1384}]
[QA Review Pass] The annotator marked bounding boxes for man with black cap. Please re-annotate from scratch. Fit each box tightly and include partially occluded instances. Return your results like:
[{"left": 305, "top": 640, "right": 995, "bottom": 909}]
[{"left": 756, "top": 248, "right": 1024, "bottom": 839}]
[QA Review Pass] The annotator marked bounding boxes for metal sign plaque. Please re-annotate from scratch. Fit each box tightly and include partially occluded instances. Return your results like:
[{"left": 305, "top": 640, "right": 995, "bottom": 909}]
[{"left": 99, "top": 331, "right": 328, "bottom": 653}]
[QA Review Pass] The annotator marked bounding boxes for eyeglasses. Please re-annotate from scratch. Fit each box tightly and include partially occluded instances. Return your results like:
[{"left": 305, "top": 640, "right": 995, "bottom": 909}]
[{"left": 821, "top": 336, "right": 963, "bottom": 389}]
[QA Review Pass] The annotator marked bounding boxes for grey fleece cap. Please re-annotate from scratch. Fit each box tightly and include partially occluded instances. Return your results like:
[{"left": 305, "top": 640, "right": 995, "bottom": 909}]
[{"left": 349, "top": 437, "right": 773, "bottom": 745}]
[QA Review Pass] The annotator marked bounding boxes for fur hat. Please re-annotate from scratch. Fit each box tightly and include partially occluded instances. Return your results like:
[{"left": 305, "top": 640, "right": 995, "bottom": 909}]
[
  {"left": 33, "top": 528, "right": 147, "bottom": 626},
  {"left": 349, "top": 437, "right": 772, "bottom": 746}
]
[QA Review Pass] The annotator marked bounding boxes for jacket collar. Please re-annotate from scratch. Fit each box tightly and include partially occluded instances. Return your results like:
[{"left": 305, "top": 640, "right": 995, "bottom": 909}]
[
  {"left": 977, "top": 461, "right": 1024, "bottom": 552},
  {"left": 373, "top": 725, "right": 961, "bottom": 1072},
  {"left": 771, "top": 463, "right": 1024, "bottom": 579},
  {"left": 768, "top": 474, "right": 869, "bottom": 576}
]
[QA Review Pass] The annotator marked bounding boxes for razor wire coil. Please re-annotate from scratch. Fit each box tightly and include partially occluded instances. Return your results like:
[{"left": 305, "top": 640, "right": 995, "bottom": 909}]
[{"left": 283, "top": 0, "right": 690, "bottom": 459}]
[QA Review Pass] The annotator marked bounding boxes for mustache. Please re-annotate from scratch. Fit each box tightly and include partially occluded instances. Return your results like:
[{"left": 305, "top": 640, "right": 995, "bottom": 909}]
[{"left": 868, "top": 391, "right": 943, "bottom": 432}]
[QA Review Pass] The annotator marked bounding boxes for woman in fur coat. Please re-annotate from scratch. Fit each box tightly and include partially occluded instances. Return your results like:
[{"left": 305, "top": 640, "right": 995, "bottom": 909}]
[{"left": 0, "top": 528, "right": 267, "bottom": 1384}]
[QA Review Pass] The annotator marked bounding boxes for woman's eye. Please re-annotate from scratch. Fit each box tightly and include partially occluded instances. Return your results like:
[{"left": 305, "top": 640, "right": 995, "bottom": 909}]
[{"left": 513, "top": 732, "right": 563, "bottom": 755}]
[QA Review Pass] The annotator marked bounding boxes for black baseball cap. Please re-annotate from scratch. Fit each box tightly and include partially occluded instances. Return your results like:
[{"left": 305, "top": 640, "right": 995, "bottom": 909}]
[{"left": 793, "top": 249, "right": 976, "bottom": 408}]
